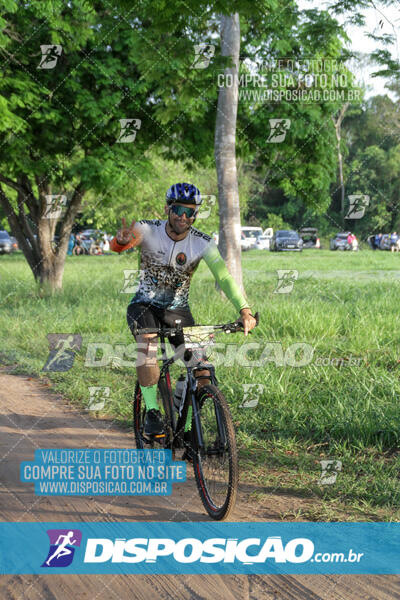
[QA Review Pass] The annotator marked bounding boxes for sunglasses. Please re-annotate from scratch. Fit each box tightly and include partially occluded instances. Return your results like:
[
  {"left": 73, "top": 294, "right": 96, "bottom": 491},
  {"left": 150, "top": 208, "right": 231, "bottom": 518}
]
[{"left": 170, "top": 204, "right": 198, "bottom": 219}]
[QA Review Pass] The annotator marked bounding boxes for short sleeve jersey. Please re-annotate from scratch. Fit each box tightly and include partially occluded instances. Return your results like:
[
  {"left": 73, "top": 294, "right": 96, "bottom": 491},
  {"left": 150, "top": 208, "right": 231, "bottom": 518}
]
[{"left": 131, "top": 219, "right": 214, "bottom": 309}]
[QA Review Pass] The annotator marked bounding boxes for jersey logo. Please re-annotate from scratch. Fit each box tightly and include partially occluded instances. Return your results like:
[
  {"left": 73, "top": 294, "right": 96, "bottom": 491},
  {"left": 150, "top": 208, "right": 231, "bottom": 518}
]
[
  {"left": 176, "top": 252, "right": 187, "bottom": 266},
  {"left": 190, "top": 227, "right": 212, "bottom": 242}
]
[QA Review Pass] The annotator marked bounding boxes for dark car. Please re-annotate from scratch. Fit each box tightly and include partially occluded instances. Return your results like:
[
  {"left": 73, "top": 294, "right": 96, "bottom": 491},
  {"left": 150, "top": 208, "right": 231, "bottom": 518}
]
[
  {"left": 330, "top": 232, "right": 351, "bottom": 251},
  {"left": 271, "top": 230, "right": 303, "bottom": 252},
  {"left": 299, "top": 227, "right": 320, "bottom": 249},
  {"left": 367, "top": 234, "right": 391, "bottom": 250},
  {"left": 379, "top": 234, "right": 392, "bottom": 251},
  {"left": 0, "top": 230, "right": 13, "bottom": 254}
]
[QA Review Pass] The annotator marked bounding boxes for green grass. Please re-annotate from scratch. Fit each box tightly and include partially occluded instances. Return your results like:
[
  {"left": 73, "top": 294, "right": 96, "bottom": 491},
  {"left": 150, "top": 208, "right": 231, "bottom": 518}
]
[{"left": 1, "top": 249, "right": 399, "bottom": 520}]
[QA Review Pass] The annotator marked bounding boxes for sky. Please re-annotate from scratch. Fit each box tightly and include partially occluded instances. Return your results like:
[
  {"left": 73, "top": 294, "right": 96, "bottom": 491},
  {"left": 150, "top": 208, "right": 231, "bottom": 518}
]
[{"left": 298, "top": 1, "right": 400, "bottom": 97}]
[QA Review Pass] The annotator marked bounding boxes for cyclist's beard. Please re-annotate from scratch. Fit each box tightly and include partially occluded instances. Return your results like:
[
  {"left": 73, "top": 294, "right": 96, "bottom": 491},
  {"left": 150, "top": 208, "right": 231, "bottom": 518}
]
[{"left": 168, "top": 213, "right": 194, "bottom": 234}]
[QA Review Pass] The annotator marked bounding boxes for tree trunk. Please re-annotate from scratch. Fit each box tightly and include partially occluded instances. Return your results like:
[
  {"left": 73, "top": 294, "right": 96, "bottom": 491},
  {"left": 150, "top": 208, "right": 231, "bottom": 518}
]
[
  {"left": 332, "top": 103, "right": 349, "bottom": 225},
  {"left": 0, "top": 175, "right": 85, "bottom": 293},
  {"left": 214, "top": 13, "right": 244, "bottom": 293}
]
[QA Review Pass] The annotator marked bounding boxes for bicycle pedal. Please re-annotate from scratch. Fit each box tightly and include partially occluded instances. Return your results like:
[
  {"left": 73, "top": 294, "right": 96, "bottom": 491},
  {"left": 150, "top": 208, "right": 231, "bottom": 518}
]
[{"left": 143, "top": 432, "right": 165, "bottom": 441}]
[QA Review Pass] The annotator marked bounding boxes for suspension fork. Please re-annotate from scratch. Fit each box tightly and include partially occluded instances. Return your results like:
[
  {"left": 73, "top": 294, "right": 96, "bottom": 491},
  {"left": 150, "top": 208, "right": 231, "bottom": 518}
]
[{"left": 189, "top": 365, "right": 226, "bottom": 451}]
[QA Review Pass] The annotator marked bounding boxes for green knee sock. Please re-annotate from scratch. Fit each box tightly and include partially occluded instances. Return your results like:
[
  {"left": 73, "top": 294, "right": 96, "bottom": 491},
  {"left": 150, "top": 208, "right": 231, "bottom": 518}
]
[
  {"left": 140, "top": 384, "right": 159, "bottom": 411},
  {"left": 184, "top": 405, "right": 192, "bottom": 432}
]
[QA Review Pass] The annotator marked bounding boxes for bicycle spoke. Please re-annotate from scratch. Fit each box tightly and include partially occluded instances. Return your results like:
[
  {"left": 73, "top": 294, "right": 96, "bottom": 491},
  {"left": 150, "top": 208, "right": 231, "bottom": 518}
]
[{"left": 193, "top": 385, "right": 238, "bottom": 520}]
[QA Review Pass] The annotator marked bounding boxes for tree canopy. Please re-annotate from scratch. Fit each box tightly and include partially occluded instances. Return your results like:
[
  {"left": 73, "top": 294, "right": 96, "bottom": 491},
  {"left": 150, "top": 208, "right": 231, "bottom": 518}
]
[{"left": 0, "top": 0, "right": 398, "bottom": 289}]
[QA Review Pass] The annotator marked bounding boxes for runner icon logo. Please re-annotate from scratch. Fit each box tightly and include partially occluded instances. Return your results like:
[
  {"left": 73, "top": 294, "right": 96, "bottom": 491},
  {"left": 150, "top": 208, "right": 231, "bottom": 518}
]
[
  {"left": 37, "top": 45, "right": 62, "bottom": 69},
  {"left": 42, "top": 334, "right": 82, "bottom": 372},
  {"left": 191, "top": 44, "right": 215, "bottom": 69},
  {"left": 267, "top": 119, "right": 291, "bottom": 143},
  {"left": 41, "top": 529, "right": 82, "bottom": 568}
]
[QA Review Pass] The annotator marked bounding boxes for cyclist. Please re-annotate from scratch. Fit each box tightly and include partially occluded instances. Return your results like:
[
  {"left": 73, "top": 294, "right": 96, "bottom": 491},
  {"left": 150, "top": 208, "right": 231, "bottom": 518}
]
[{"left": 111, "top": 182, "right": 257, "bottom": 437}]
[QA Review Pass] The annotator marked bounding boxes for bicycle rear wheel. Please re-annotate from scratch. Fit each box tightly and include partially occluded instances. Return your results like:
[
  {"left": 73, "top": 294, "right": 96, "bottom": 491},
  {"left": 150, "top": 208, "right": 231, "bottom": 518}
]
[
  {"left": 192, "top": 384, "right": 238, "bottom": 520},
  {"left": 133, "top": 380, "right": 174, "bottom": 450}
]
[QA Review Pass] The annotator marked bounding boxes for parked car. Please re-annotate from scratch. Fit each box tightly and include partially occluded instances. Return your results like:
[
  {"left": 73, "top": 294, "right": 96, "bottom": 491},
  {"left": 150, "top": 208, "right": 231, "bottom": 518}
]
[
  {"left": 255, "top": 235, "right": 271, "bottom": 250},
  {"left": 379, "top": 234, "right": 392, "bottom": 251},
  {"left": 300, "top": 227, "right": 320, "bottom": 249},
  {"left": 0, "top": 230, "right": 14, "bottom": 254},
  {"left": 330, "top": 232, "right": 351, "bottom": 251},
  {"left": 240, "top": 226, "right": 263, "bottom": 250},
  {"left": 271, "top": 230, "right": 303, "bottom": 251},
  {"left": 367, "top": 233, "right": 391, "bottom": 250}
]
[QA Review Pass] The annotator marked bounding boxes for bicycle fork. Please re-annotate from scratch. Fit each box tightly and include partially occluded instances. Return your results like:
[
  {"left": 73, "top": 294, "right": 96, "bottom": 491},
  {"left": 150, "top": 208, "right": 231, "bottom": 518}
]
[{"left": 188, "top": 365, "right": 227, "bottom": 455}]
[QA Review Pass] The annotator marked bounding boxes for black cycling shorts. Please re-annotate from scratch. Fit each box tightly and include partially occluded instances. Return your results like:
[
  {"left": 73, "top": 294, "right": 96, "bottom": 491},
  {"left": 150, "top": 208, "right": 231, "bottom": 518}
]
[
  {"left": 127, "top": 302, "right": 208, "bottom": 366},
  {"left": 127, "top": 302, "right": 195, "bottom": 349}
]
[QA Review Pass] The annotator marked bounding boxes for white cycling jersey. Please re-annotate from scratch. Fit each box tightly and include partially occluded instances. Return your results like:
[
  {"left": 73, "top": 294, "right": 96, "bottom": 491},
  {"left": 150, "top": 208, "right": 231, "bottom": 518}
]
[
  {"left": 112, "top": 218, "right": 249, "bottom": 313},
  {"left": 131, "top": 219, "right": 214, "bottom": 309}
]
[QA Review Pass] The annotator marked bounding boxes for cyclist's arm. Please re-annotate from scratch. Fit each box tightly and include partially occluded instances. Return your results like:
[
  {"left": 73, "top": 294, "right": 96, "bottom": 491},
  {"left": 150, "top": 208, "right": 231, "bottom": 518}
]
[
  {"left": 110, "top": 222, "right": 142, "bottom": 253},
  {"left": 202, "top": 242, "right": 250, "bottom": 313}
]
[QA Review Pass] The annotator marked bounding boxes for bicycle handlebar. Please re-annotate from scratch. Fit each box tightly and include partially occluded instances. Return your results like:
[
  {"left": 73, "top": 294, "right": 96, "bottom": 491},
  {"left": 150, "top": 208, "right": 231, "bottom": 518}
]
[{"left": 132, "top": 312, "right": 260, "bottom": 337}]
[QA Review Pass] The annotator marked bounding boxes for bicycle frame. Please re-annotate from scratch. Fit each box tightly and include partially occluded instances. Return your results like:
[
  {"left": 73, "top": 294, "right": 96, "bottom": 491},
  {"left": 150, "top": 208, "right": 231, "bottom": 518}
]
[
  {"left": 157, "top": 330, "right": 220, "bottom": 451},
  {"left": 134, "top": 311, "right": 259, "bottom": 451}
]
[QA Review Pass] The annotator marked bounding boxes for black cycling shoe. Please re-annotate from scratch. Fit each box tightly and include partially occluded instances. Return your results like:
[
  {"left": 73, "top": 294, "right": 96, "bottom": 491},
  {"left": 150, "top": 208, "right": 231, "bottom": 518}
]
[
  {"left": 182, "top": 430, "right": 194, "bottom": 462},
  {"left": 144, "top": 409, "right": 165, "bottom": 438}
]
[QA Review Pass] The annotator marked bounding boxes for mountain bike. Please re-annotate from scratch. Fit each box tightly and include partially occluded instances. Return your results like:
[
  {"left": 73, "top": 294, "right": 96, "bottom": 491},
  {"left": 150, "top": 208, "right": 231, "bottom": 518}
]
[{"left": 132, "top": 313, "right": 259, "bottom": 520}]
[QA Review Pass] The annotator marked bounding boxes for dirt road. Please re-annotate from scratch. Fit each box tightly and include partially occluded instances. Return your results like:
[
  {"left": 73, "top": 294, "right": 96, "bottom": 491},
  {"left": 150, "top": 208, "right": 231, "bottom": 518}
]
[{"left": 0, "top": 368, "right": 398, "bottom": 599}]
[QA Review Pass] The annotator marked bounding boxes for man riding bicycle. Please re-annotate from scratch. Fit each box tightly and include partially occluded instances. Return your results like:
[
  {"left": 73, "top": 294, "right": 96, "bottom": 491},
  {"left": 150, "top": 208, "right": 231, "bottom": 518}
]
[{"left": 111, "top": 182, "right": 257, "bottom": 437}]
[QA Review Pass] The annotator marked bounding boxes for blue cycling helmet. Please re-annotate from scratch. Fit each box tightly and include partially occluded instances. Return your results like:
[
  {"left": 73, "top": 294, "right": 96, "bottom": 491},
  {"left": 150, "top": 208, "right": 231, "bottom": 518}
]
[{"left": 166, "top": 182, "right": 202, "bottom": 206}]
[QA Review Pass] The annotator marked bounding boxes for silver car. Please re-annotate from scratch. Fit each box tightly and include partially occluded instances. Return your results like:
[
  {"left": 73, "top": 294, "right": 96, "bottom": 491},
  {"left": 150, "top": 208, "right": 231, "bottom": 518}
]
[{"left": 0, "top": 230, "right": 13, "bottom": 254}]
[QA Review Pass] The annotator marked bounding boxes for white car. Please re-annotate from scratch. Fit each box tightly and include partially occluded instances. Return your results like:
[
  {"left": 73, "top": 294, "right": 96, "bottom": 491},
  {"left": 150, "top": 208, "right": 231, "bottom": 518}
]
[
  {"left": 255, "top": 235, "right": 271, "bottom": 250},
  {"left": 241, "top": 226, "right": 263, "bottom": 250}
]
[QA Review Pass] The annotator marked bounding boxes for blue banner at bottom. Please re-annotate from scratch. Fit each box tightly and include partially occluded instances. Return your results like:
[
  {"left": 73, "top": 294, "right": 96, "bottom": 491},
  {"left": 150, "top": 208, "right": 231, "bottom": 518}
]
[{"left": 0, "top": 522, "right": 398, "bottom": 575}]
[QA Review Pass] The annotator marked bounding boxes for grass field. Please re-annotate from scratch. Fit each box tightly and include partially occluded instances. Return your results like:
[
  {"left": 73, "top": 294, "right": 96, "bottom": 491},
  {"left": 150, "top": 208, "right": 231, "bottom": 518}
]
[{"left": 1, "top": 249, "right": 399, "bottom": 521}]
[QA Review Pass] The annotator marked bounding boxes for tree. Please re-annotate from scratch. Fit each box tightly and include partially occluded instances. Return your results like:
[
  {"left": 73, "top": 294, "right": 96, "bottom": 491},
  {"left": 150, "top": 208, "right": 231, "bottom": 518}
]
[
  {"left": 1, "top": 0, "right": 372, "bottom": 294},
  {"left": 332, "top": 102, "right": 349, "bottom": 223},
  {"left": 320, "top": 84, "right": 400, "bottom": 238},
  {"left": 0, "top": 1, "right": 155, "bottom": 291},
  {"left": 76, "top": 149, "right": 253, "bottom": 235},
  {"left": 240, "top": 8, "right": 361, "bottom": 230},
  {"left": 118, "top": 0, "right": 360, "bottom": 283},
  {"left": 215, "top": 13, "right": 243, "bottom": 291}
]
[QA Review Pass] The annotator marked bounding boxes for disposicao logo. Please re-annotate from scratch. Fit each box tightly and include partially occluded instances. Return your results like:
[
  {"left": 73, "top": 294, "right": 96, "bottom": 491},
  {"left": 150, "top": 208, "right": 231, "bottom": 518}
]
[
  {"left": 41, "top": 529, "right": 82, "bottom": 568},
  {"left": 83, "top": 536, "right": 314, "bottom": 564}
]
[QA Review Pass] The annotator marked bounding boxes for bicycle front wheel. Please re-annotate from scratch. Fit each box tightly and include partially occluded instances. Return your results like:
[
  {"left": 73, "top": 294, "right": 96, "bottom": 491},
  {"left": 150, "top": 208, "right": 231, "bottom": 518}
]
[{"left": 192, "top": 384, "right": 238, "bottom": 520}]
